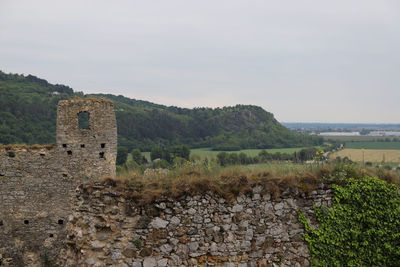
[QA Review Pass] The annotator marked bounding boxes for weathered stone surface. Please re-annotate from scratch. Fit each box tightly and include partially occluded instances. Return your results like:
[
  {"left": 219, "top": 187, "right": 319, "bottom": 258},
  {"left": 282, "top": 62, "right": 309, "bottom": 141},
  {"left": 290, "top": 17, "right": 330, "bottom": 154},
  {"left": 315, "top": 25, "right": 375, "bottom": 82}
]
[
  {"left": 140, "top": 247, "right": 153, "bottom": 257},
  {"left": 143, "top": 257, "right": 157, "bottom": 267},
  {"left": 157, "top": 258, "right": 169, "bottom": 267},
  {"left": 150, "top": 217, "right": 169, "bottom": 229},
  {"left": 122, "top": 248, "right": 137, "bottom": 258},
  {"left": 61, "top": 183, "right": 332, "bottom": 266},
  {"left": 0, "top": 98, "right": 117, "bottom": 266},
  {"left": 232, "top": 204, "right": 243, "bottom": 212}
]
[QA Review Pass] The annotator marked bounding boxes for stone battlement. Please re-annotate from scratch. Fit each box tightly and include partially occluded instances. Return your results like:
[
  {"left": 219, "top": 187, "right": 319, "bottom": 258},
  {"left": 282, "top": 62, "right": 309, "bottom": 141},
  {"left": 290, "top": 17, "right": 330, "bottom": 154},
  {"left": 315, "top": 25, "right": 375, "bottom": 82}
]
[{"left": 0, "top": 98, "right": 117, "bottom": 266}]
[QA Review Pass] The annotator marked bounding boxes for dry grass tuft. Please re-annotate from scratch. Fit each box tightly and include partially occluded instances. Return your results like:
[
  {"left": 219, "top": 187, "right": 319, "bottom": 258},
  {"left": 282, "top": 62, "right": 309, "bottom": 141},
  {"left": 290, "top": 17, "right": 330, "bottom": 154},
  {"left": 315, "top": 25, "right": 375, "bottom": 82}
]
[
  {"left": 94, "top": 166, "right": 331, "bottom": 206},
  {"left": 89, "top": 162, "right": 400, "bottom": 206}
]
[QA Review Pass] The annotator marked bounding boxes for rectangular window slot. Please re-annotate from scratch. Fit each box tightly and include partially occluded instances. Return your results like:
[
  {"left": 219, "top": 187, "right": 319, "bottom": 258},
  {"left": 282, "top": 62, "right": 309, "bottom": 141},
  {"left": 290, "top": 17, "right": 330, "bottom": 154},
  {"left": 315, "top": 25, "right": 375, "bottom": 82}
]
[
  {"left": 81, "top": 144, "right": 85, "bottom": 148},
  {"left": 58, "top": 219, "right": 64, "bottom": 225},
  {"left": 101, "top": 143, "right": 105, "bottom": 148},
  {"left": 62, "top": 144, "right": 67, "bottom": 148},
  {"left": 99, "top": 152, "right": 105, "bottom": 158},
  {"left": 40, "top": 153, "right": 45, "bottom": 157},
  {"left": 78, "top": 111, "right": 90, "bottom": 129},
  {"left": 0, "top": 220, "right": 3, "bottom": 226},
  {"left": 8, "top": 152, "right": 15, "bottom": 158},
  {"left": 62, "top": 174, "right": 68, "bottom": 178},
  {"left": 67, "top": 150, "right": 72, "bottom": 155},
  {"left": 24, "top": 220, "right": 29, "bottom": 225}
]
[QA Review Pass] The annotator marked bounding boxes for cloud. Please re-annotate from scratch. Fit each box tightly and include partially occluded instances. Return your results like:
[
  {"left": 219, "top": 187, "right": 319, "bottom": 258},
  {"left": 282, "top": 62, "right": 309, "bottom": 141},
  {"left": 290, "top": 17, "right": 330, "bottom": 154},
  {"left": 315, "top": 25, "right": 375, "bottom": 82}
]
[{"left": 1, "top": 0, "right": 399, "bottom": 123}]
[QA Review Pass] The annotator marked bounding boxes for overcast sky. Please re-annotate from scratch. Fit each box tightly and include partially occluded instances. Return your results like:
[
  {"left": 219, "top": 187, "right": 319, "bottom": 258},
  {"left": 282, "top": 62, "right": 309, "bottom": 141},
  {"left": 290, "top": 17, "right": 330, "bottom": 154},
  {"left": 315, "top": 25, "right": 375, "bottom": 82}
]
[{"left": 1, "top": 0, "right": 399, "bottom": 123}]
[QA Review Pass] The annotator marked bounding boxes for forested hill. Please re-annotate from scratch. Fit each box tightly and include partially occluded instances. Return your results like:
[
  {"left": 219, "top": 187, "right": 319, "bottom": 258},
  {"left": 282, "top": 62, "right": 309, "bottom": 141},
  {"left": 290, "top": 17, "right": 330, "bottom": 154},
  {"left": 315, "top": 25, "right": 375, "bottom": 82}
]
[{"left": 0, "top": 71, "right": 322, "bottom": 151}]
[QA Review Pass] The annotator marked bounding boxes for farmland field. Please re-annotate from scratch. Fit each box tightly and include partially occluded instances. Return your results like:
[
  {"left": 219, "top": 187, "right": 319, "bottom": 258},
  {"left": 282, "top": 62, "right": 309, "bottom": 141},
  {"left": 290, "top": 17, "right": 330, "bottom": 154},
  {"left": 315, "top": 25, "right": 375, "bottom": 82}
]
[
  {"left": 330, "top": 149, "right": 400, "bottom": 163},
  {"left": 345, "top": 141, "right": 400, "bottom": 150}
]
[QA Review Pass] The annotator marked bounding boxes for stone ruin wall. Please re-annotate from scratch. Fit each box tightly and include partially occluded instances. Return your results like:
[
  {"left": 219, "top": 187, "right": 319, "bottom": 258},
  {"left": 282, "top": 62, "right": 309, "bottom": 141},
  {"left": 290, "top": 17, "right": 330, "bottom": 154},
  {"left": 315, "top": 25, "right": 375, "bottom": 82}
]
[
  {"left": 0, "top": 98, "right": 117, "bottom": 266},
  {"left": 62, "top": 183, "right": 333, "bottom": 267},
  {"left": 0, "top": 97, "right": 334, "bottom": 267}
]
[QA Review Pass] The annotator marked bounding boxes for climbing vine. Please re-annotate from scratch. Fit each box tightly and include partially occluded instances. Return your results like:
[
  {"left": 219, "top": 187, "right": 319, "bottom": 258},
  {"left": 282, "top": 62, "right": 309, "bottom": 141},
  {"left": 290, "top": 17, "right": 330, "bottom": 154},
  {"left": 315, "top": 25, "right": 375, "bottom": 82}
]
[{"left": 299, "top": 177, "right": 400, "bottom": 266}]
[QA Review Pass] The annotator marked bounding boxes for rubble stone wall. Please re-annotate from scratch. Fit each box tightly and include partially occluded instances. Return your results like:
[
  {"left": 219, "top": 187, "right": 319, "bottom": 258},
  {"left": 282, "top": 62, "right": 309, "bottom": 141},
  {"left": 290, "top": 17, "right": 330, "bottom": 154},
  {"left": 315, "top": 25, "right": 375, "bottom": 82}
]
[
  {"left": 63, "top": 183, "right": 333, "bottom": 267},
  {"left": 0, "top": 98, "right": 117, "bottom": 266}
]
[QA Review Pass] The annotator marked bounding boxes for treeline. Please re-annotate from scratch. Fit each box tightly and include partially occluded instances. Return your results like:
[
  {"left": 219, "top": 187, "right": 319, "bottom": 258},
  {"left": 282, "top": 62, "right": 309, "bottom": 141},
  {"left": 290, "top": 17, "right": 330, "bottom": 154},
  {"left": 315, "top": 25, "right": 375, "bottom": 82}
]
[
  {"left": 0, "top": 71, "right": 322, "bottom": 151},
  {"left": 216, "top": 147, "right": 322, "bottom": 166},
  {"left": 0, "top": 71, "right": 79, "bottom": 144},
  {"left": 117, "top": 145, "right": 191, "bottom": 170},
  {"left": 348, "top": 137, "right": 400, "bottom": 142},
  {"left": 117, "top": 145, "right": 330, "bottom": 171}
]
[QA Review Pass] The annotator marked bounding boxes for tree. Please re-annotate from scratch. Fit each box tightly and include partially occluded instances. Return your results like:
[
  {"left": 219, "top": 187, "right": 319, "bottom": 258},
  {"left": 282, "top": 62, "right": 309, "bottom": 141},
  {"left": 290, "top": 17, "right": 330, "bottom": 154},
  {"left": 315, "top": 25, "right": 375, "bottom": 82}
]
[
  {"left": 150, "top": 146, "right": 163, "bottom": 161},
  {"left": 298, "top": 147, "right": 318, "bottom": 162},
  {"left": 171, "top": 145, "right": 190, "bottom": 160},
  {"left": 116, "top": 146, "right": 128, "bottom": 165},
  {"left": 258, "top": 150, "right": 272, "bottom": 162},
  {"left": 228, "top": 153, "right": 239, "bottom": 165},
  {"left": 162, "top": 148, "right": 173, "bottom": 164},
  {"left": 131, "top": 148, "right": 143, "bottom": 164}
]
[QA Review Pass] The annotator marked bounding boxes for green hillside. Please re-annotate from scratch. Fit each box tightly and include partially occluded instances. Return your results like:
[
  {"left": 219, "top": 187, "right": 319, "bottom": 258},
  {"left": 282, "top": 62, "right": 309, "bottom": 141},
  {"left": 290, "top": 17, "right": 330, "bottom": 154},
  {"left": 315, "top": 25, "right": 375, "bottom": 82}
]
[{"left": 0, "top": 71, "right": 322, "bottom": 151}]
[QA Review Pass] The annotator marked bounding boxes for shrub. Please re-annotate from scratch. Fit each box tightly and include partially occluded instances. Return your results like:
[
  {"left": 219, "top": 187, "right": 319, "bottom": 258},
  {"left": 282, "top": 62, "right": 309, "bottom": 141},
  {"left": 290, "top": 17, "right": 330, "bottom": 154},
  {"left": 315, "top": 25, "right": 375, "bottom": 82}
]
[
  {"left": 321, "top": 163, "right": 359, "bottom": 184},
  {"left": 299, "top": 177, "right": 400, "bottom": 266},
  {"left": 384, "top": 165, "right": 392, "bottom": 170},
  {"left": 151, "top": 159, "right": 170, "bottom": 169}
]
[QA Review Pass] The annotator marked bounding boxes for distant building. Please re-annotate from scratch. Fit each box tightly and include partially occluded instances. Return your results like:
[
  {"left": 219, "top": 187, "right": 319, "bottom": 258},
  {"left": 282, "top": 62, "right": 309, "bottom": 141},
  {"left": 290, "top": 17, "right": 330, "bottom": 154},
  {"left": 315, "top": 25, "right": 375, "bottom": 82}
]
[
  {"left": 368, "top": 131, "right": 400, "bottom": 137},
  {"left": 319, "top": 132, "right": 360, "bottom": 136}
]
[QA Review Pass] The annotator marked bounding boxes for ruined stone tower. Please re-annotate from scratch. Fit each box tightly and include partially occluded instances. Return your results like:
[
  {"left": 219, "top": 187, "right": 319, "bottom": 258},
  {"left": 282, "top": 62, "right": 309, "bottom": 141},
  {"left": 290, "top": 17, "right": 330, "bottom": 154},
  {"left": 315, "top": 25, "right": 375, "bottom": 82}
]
[
  {"left": 56, "top": 98, "right": 117, "bottom": 178},
  {"left": 0, "top": 98, "right": 117, "bottom": 266}
]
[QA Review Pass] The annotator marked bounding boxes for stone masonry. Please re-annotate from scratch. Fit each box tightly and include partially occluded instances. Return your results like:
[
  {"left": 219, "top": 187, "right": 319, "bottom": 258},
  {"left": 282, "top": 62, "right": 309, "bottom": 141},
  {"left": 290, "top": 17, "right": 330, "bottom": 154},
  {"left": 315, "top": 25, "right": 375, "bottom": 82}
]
[
  {"left": 62, "top": 183, "right": 332, "bottom": 266},
  {"left": 0, "top": 98, "right": 117, "bottom": 266}
]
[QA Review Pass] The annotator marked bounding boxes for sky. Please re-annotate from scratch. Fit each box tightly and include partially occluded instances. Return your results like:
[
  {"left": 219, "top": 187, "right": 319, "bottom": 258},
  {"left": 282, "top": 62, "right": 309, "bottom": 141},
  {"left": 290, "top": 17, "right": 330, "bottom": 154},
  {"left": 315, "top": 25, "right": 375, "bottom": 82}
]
[{"left": 1, "top": 0, "right": 399, "bottom": 123}]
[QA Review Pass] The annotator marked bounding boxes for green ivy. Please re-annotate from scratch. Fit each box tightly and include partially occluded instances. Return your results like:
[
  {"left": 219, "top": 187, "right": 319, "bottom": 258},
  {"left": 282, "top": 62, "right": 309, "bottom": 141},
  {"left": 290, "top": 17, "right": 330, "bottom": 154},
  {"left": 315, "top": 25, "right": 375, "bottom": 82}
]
[{"left": 299, "top": 177, "right": 400, "bottom": 266}]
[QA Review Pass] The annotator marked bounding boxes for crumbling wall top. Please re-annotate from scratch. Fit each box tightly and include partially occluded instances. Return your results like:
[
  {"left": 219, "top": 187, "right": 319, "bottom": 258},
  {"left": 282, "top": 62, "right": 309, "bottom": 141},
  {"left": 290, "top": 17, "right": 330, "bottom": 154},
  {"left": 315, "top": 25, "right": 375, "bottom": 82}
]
[
  {"left": 57, "top": 97, "right": 113, "bottom": 106},
  {"left": 56, "top": 97, "right": 117, "bottom": 145}
]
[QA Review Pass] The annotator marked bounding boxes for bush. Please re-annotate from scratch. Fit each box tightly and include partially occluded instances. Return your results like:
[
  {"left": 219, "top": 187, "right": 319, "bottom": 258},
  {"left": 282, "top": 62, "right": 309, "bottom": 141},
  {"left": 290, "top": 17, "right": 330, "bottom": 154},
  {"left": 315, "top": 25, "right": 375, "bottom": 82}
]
[
  {"left": 151, "top": 159, "right": 170, "bottom": 169},
  {"left": 321, "top": 163, "right": 359, "bottom": 184},
  {"left": 299, "top": 177, "right": 400, "bottom": 266},
  {"left": 217, "top": 152, "right": 228, "bottom": 166},
  {"left": 384, "top": 165, "right": 392, "bottom": 170}
]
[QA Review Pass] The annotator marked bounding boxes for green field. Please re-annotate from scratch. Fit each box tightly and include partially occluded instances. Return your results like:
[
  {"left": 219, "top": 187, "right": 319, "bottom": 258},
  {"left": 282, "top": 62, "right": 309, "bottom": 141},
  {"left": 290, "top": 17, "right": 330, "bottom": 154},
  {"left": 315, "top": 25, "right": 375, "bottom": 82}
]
[
  {"left": 190, "top": 147, "right": 309, "bottom": 159},
  {"left": 132, "top": 147, "right": 314, "bottom": 162},
  {"left": 345, "top": 142, "right": 400, "bottom": 150}
]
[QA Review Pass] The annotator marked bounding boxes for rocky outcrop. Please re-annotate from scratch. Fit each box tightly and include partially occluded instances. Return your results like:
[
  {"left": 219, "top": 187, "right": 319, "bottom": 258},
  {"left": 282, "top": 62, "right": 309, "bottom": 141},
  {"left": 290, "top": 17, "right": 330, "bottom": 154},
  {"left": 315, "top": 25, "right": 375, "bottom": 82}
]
[{"left": 62, "top": 183, "right": 332, "bottom": 266}]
